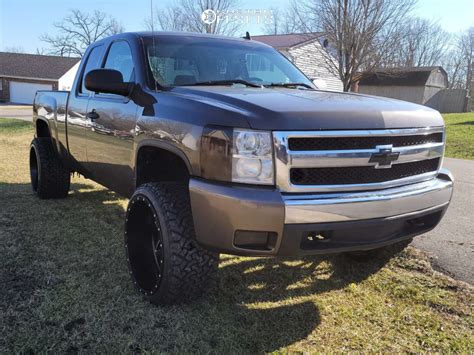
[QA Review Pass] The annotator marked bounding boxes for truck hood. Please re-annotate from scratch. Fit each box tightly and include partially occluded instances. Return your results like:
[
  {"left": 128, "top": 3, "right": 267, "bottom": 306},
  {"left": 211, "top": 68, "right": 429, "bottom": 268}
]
[{"left": 170, "top": 87, "right": 444, "bottom": 130}]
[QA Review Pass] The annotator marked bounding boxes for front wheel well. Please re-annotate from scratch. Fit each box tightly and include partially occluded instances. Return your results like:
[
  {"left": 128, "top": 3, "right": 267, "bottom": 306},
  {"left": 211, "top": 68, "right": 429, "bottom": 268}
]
[{"left": 136, "top": 146, "right": 191, "bottom": 187}]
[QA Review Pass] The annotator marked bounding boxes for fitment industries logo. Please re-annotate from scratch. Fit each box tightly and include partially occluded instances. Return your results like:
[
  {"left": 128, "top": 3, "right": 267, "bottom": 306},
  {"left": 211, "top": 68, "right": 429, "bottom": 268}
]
[
  {"left": 201, "top": 9, "right": 217, "bottom": 24},
  {"left": 201, "top": 8, "right": 274, "bottom": 25}
]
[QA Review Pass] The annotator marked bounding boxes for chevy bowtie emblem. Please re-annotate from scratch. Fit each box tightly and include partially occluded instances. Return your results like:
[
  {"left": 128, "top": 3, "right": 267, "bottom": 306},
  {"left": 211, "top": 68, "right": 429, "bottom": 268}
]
[{"left": 369, "top": 145, "right": 400, "bottom": 169}]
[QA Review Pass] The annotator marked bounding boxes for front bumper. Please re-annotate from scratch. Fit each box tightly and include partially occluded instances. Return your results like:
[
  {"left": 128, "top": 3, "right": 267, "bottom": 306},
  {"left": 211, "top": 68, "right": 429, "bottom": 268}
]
[{"left": 189, "top": 169, "right": 453, "bottom": 256}]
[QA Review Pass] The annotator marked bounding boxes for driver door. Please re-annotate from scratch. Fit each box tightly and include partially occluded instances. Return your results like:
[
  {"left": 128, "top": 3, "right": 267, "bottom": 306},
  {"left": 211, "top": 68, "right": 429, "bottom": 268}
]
[{"left": 84, "top": 40, "right": 138, "bottom": 196}]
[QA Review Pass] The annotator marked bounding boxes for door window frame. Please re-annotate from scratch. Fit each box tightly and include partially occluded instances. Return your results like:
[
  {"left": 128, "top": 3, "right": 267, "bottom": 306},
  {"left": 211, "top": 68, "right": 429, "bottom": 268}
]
[
  {"left": 92, "top": 39, "right": 136, "bottom": 102},
  {"left": 76, "top": 44, "right": 105, "bottom": 98}
]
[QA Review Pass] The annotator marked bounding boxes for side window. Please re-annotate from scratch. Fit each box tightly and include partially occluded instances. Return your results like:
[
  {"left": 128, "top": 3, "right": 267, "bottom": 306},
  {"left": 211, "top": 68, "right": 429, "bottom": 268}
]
[
  {"left": 80, "top": 45, "right": 104, "bottom": 94},
  {"left": 104, "top": 41, "right": 135, "bottom": 82}
]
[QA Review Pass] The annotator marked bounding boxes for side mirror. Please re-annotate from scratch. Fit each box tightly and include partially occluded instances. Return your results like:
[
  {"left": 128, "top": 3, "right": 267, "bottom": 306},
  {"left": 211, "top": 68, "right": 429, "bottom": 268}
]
[
  {"left": 312, "top": 78, "right": 327, "bottom": 90},
  {"left": 85, "top": 69, "right": 133, "bottom": 96}
]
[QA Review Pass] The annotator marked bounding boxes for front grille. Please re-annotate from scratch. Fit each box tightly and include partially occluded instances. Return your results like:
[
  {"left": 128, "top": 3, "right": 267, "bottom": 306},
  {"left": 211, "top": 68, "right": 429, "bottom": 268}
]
[
  {"left": 274, "top": 128, "right": 444, "bottom": 193},
  {"left": 290, "top": 158, "right": 440, "bottom": 185},
  {"left": 288, "top": 133, "right": 443, "bottom": 151}
]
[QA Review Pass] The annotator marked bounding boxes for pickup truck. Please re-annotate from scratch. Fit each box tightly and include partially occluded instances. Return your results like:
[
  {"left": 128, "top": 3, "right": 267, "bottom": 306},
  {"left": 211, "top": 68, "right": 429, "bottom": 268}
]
[{"left": 31, "top": 31, "right": 454, "bottom": 305}]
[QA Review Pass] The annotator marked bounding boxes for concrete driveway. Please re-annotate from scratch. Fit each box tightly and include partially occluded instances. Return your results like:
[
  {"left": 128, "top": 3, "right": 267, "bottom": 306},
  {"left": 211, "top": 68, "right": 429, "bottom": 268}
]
[
  {"left": 412, "top": 157, "right": 473, "bottom": 284},
  {"left": 0, "top": 104, "right": 32, "bottom": 121}
]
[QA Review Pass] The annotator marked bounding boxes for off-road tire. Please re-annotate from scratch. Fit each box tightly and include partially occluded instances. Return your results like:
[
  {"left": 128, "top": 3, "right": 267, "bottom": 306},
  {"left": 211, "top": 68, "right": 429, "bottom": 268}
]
[
  {"left": 125, "top": 183, "right": 219, "bottom": 305},
  {"left": 30, "top": 137, "right": 70, "bottom": 199},
  {"left": 345, "top": 238, "right": 413, "bottom": 262}
]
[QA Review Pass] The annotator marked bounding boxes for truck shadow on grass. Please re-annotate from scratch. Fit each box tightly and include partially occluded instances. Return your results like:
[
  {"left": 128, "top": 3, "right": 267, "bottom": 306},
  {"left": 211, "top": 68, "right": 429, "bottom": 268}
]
[
  {"left": 452, "top": 120, "right": 474, "bottom": 126},
  {"left": 0, "top": 181, "right": 404, "bottom": 353}
]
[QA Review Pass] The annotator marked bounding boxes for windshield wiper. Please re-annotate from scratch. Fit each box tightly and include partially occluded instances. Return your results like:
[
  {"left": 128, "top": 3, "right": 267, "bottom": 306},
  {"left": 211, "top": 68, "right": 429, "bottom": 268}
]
[
  {"left": 181, "top": 79, "right": 262, "bottom": 88},
  {"left": 265, "top": 82, "right": 314, "bottom": 90}
]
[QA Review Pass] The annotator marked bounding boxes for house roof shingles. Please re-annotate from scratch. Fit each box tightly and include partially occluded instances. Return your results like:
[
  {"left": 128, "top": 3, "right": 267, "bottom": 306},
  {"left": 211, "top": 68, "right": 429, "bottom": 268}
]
[
  {"left": 0, "top": 52, "right": 80, "bottom": 81},
  {"left": 252, "top": 33, "right": 323, "bottom": 49},
  {"left": 359, "top": 66, "right": 447, "bottom": 86}
]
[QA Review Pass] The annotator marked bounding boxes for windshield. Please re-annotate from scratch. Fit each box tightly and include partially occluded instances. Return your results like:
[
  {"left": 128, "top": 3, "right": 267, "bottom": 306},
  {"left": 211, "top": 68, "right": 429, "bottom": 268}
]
[{"left": 145, "top": 36, "right": 313, "bottom": 88}]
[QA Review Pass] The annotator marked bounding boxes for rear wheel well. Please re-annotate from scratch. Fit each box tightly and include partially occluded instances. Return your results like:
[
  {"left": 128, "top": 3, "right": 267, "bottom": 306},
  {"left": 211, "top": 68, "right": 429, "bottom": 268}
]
[
  {"left": 136, "top": 146, "right": 190, "bottom": 187},
  {"left": 36, "top": 119, "right": 50, "bottom": 138}
]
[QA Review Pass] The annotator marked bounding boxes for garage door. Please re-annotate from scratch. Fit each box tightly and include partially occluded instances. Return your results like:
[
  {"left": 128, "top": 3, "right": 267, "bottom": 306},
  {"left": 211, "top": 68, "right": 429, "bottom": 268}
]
[{"left": 9, "top": 81, "right": 53, "bottom": 104}]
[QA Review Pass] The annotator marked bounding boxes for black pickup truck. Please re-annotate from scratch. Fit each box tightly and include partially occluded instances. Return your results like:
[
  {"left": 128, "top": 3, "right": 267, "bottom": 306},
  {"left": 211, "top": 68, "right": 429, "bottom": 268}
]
[{"left": 31, "top": 31, "right": 453, "bottom": 305}]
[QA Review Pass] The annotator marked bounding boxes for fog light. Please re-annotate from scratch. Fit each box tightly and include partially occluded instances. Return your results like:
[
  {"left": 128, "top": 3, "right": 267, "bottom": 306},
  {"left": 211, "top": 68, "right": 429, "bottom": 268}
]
[{"left": 234, "top": 230, "right": 277, "bottom": 251}]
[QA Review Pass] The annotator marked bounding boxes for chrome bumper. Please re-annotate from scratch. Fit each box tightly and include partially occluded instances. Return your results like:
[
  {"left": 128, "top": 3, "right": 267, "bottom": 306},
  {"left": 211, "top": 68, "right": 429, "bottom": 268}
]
[
  {"left": 190, "top": 170, "right": 453, "bottom": 256},
  {"left": 283, "top": 169, "right": 454, "bottom": 224}
]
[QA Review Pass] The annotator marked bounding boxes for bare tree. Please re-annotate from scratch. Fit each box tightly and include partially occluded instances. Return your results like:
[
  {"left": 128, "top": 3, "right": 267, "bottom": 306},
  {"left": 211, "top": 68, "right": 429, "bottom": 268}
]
[
  {"left": 40, "top": 9, "right": 124, "bottom": 57},
  {"left": 292, "top": 0, "right": 416, "bottom": 91},
  {"left": 381, "top": 18, "right": 449, "bottom": 68},
  {"left": 36, "top": 47, "right": 47, "bottom": 55},
  {"left": 441, "top": 45, "right": 466, "bottom": 89},
  {"left": 147, "top": 5, "right": 186, "bottom": 32},
  {"left": 262, "top": 6, "right": 302, "bottom": 35},
  {"left": 3, "top": 46, "right": 25, "bottom": 53},
  {"left": 145, "top": 0, "right": 241, "bottom": 36},
  {"left": 263, "top": 7, "right": 282, "bottom": 35},
  {"left": 378, "top": 22, "right": 472, "bottom": 92},
  {"left": 458, "top": 27, "right": 474, "bottom": 92},
  {"left": 441, "top": 27, "right": 474, "bottom": 91}
]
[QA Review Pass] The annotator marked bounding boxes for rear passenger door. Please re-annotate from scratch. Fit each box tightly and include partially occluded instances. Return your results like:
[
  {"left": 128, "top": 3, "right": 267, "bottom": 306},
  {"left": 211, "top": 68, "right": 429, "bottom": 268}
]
[
  {"left": 67, "top": 44, "right": 105, "bottom": 172},
  {"left": 84, "top": 40, "right": 138, "bottom": 196}
]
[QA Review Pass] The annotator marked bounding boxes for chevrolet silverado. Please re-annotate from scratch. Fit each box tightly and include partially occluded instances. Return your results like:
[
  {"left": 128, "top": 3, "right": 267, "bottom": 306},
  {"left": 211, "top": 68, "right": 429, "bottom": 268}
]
[{"left": 31, "top": 32, "right": 454, "bottom": 304}]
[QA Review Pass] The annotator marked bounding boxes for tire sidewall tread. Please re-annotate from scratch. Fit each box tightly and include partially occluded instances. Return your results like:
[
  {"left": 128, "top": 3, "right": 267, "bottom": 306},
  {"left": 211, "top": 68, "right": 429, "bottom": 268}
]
[
  {"left": 30, "top": 137, "right": 70, "bottom": 199},
  {"left": 125, "top": 182, "right": 218, "bottom": 305}
]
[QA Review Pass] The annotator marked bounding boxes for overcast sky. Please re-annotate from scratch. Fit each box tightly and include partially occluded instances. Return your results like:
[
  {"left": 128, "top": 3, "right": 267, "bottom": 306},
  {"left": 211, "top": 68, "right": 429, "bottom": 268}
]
[{"left": 1, "top": 0, "right": 473, "bottom": 54}]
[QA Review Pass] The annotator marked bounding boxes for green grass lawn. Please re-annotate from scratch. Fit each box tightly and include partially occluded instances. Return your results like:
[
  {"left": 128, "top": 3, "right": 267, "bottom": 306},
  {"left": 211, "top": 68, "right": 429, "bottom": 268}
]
[
  {"left": 0, "top": 118, "right": 473, "bottom": 353},
  {"left": 0, "top": 117, "right": 31, "bottom": 134},
  {"left": 443, "top": 113, "right": 474, "bottom": 160}
]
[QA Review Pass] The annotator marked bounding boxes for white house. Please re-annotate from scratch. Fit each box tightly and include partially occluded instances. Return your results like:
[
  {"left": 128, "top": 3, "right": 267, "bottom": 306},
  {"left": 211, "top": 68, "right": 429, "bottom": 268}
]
[
  {"left": 58, "top": 61, "right": 81, "bottom": 91},
  {"left": 252, "top": 33, "right": 343, "bottom": 91}
]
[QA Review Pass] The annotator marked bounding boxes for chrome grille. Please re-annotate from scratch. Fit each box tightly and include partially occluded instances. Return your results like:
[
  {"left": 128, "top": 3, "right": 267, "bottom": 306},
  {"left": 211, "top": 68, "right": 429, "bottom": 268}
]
[
  {"left": 288, "top": 132, "right": 443, "bottom": 151},
  {"left": 290, "top": 158, "right": 440, "bottom": 185},
  {"left": 273, "top": 127, "right": 444, "bottom": 193}
]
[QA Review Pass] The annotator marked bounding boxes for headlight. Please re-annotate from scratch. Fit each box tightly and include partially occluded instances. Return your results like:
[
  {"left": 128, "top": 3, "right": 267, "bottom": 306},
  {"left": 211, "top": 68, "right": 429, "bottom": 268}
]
[{"left": 232, "top": 129, "right": 274, "bottom": 185}]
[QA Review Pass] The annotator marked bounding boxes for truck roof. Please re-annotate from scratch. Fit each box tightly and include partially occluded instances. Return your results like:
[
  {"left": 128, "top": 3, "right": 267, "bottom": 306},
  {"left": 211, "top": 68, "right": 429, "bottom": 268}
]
[{"left": 97, "top": 31, "right": 272, "bottom": 48}]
